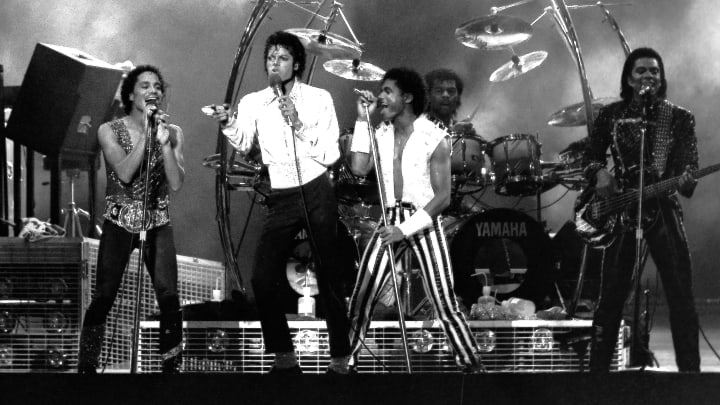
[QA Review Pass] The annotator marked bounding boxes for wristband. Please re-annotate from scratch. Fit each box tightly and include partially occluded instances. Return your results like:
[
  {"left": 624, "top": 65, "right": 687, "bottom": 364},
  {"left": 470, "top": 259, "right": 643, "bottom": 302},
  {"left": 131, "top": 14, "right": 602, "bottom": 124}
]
[
  {"left": 350, "top": 120, "right": 371, "bottom": 154},
  {"left": 397, "top": 208, "right": 433, "bottom": 237}
]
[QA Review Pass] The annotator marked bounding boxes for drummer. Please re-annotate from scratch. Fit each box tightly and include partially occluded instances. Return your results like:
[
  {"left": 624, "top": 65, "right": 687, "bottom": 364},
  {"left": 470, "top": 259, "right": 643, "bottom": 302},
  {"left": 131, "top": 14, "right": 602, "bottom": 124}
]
[{"left": 424, "top": 68, "right": 486, "bottom": 143}]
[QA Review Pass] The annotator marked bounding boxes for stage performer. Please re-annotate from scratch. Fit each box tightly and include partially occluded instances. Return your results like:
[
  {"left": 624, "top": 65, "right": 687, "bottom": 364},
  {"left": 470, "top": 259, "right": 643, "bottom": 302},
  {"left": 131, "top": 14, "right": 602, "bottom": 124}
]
[
  {"left": 424, "top": 68, "right": 485, "bottom": 143},
  {"left": 582, "top": 47, "right": 700, "bottom": 372},
  {"left": 211, "top": 31, "right": 351, "bottom": 374},
  {"left": 348, "top": 67, "right": 482, "bottom": 372},
  {"left": 78, "top": 65, "right": 185, "bottom": 373}
]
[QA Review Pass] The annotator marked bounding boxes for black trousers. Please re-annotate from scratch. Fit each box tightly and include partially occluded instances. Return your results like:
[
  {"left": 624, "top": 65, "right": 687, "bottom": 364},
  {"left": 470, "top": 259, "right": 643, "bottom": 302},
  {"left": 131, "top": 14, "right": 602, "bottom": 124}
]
[
  {"left": 252, "top": 173, "right": 351, "bottom": 358},
  {"left": 590, "top": 197, "right": 700, "bottom": 372},
  {"left": 83, "top": 221, "right": 180, "bottom": 327}
]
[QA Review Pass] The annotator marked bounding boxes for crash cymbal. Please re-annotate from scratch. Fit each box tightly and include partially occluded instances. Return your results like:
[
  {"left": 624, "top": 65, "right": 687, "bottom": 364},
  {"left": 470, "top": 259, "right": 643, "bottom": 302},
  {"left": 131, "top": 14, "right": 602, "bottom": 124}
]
[
  {"left": 323, "top": 59, "right": 385, "bottom": 81},
  {"left": 489, "top": 51, "right": 547, "bottom": 82},
  {"left": 455, "top": 14, "right": 532, "bottom": 50},
  {"left": 285, "top": 28, "right": 362, "bottom": 60},
  {"left": 547, "top": 97, "right": 619, "bottom": 127}
]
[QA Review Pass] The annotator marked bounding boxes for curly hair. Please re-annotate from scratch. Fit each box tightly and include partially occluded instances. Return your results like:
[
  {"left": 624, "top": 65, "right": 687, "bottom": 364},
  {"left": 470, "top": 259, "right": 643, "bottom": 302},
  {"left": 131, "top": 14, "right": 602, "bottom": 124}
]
[
  {"left": 382, "top": 67, "right": 426, "bottom": 116},
  {"left": 120, "top": 65, "right": 165, "bottom": 115}
]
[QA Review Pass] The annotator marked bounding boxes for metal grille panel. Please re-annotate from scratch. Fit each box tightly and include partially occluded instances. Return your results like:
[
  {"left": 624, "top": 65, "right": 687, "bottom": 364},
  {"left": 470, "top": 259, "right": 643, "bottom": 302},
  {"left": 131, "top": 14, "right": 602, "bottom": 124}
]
[
  {"left": 0, "top": 237, "right": 86, "bottom": 372},
  {"left": 138, "top": 320, "right": 627, "bottom": 373},
  {"left": 84, "top": 238, "right": 224, "bottom": 370}
]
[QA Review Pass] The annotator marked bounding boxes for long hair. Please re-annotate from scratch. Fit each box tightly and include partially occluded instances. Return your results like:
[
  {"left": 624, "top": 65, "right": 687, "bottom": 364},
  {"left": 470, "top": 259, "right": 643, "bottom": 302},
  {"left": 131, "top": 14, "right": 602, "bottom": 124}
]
[
  {"left": 382, "top": 67, "right": 426, "bottom": 116},
  {"left": 620, "top": 47, "right": 667, "bottom": 103},
  {"left": 120, "top": 65, "right": 165, "bottom": 115},
  {"left": 263, "top": 31, "right": 306, "bottom": 79}
]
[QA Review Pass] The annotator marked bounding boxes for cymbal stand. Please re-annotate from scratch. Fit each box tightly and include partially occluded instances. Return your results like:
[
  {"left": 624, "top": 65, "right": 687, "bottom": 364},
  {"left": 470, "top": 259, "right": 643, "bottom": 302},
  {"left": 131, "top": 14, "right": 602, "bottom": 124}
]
[
  {"left": 62, "top": 169, "right": 89, "bottom": 238},
  {"left": 362, "top": 103, "right": 412, "bottom": 373},
  {"left": 129, "top": 107, "right": 157, "bottom": 374}
]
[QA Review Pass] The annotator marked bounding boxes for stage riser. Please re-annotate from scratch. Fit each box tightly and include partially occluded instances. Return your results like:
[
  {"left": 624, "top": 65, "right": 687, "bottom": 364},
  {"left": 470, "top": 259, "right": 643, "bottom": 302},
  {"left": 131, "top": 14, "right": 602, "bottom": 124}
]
[
  {"left": 0, "top": 237, "right": 224, "bottom": 372},
  {"left": 84, "top": 238, "right": 224, "bottom": 370},
  {"left": 138, "top": 320, "right": 628, "bottom": 373}
]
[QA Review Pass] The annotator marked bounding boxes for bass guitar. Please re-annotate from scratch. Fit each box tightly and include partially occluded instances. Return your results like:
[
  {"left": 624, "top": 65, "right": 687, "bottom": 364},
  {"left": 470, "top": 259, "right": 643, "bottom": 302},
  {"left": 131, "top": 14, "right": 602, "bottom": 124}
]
[{"left": 574, "top": 163, "right": 720, "bottom": 247}]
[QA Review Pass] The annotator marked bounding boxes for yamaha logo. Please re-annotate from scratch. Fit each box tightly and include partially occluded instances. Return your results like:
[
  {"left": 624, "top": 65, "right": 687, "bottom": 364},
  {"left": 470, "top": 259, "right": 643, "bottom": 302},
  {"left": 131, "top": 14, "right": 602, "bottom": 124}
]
[{"left": 475, "top": 221, "right": 528, "bottom": 237}]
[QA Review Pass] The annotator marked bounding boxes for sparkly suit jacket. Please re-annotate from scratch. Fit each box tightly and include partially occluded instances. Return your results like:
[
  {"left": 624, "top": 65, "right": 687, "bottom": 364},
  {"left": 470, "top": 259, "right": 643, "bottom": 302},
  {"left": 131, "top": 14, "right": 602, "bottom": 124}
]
[{"left": 584, "top": 98, "right": 699, "bottom": 200}]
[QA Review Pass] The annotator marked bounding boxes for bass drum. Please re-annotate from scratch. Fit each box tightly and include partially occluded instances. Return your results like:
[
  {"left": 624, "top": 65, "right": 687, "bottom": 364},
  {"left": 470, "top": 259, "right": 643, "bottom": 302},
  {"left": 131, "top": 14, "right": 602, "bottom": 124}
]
[
  {"left": 284, "top": 218, "right": 375, "bottom": 304},
  {"left": 445, "top": 208, "right": 556, "bottom": 308}
]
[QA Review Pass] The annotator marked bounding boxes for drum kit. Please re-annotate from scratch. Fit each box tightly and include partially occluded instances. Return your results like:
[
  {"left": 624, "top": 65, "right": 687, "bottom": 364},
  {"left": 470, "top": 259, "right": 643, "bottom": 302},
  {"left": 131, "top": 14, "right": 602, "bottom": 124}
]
[{"left": 208, "top": 0, "right": 632, "bottom": 316}]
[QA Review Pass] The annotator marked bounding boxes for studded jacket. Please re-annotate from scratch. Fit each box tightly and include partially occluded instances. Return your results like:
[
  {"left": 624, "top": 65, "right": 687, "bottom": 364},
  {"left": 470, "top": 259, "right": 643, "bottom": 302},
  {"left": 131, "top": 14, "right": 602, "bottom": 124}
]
[{"left": 583, "top": 98, "right": 698, "bottom": 199}]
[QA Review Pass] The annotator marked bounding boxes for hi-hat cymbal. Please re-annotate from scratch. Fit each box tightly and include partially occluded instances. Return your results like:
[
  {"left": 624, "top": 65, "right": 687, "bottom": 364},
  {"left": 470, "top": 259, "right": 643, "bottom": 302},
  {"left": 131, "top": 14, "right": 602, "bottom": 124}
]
[
  {"left": 455, "top": 14, "right": 532, "bottom": 50},
  {"left": 547, "top": 97, "right": 619, "bottom": 127},
  {"left": 285, "top": 28, "right": 362, "bottom": 60},
  {"left": 202, "top": 153, "right": 261, "bottom": 176},
  {"left": 489, "top": 50, "right": 548, "bottom": 82},
  {"left": 323, "top": 59, "right": 385, "bottom": 81}
]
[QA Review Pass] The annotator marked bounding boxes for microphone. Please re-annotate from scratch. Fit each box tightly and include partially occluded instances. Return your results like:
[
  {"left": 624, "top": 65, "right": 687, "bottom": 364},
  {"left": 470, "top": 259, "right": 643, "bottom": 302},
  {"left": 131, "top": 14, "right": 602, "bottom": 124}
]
[
  {"left": 639, "top": 84, "right": 652, "bottom": 97},
  {"left": 268, "top": 73, "right": 291, "bottom": 126},
  {"left": 144, "top": 96, "right": 168, "bottom": 126}
]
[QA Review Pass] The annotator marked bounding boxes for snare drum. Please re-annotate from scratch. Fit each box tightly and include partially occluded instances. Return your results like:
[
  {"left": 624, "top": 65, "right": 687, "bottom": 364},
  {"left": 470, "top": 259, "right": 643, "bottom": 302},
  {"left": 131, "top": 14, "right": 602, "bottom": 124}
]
[
  {"left": 443, "top": 209, "right": 555, "bottom": 307},
  {"left": 487, "top": 134, "right": 543, "bottom": 196}
]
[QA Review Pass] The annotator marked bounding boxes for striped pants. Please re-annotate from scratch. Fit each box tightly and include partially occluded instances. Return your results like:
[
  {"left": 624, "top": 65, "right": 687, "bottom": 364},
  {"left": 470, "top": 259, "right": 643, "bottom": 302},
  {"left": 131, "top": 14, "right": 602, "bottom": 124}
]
[{"left": 348, "top": 202, "right": 480, "bottom": 369}]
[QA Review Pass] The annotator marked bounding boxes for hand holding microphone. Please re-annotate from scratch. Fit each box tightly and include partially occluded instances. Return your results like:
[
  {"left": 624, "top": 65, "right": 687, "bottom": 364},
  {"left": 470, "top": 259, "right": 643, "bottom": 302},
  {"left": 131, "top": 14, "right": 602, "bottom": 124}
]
[
  {"left": 354, "top": 88, "right": 377, "bottom": 117},
  {"left": 145, "top": 96, "right": 171, "bottom": 145},
  {"left": 269, "top": 73, "right": 301, "bottom": 130}
]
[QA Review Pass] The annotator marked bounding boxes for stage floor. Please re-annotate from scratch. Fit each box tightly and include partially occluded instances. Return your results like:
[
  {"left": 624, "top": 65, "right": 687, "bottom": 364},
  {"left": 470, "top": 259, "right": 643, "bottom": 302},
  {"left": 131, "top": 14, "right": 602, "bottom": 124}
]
[{"left": 649, "top": 301, "right": 720, "bottom": 372}]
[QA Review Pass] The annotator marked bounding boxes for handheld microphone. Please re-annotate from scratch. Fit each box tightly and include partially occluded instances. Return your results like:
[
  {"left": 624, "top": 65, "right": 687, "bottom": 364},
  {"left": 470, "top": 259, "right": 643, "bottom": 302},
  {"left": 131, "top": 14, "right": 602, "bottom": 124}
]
[
  {"left": 639, "top": 84, "right": 652, "bottom": 97},
  {"left": 269, "top": 73, "right": 291, "bottom": 126}
]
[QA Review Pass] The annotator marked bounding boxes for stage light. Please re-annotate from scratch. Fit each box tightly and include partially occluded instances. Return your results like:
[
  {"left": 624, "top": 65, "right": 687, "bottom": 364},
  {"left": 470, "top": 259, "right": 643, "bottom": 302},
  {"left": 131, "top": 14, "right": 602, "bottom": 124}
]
[
  {"left": 476, "top": 330, "right": 496, "bottom": 352},
  {"left": 207, "top": 329, "right": 228, "bottom": 353},
  {"left": 531, "top": 328, "right": 554, "bottom": 352},
  {"left": 0, "top": 344, "right": 12, "bottom": 367},
  {"left": 45, "top": 347, "right": 67, "bottom": 369},
  {"left": 293, "top": 330, "right": 320, "bottom": 353},
  {"left": 0, "top": 278, "right": 12, "bottom": 299},
  {"left": 43, "top": 312, "right": 68, "bottom": 333},
  {"left": 410, "top": 329, "right": 434, "bottom": 353},
  {"left": 0, "top": 311, "right": 16, "bottom": 334}
]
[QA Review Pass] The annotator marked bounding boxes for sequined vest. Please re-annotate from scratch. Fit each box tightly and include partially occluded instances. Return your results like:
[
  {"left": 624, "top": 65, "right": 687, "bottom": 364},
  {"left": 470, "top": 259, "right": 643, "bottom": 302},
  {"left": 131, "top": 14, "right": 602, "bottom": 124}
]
[{"left": 102, "top": 119, "right": 170, "bottom": 232}]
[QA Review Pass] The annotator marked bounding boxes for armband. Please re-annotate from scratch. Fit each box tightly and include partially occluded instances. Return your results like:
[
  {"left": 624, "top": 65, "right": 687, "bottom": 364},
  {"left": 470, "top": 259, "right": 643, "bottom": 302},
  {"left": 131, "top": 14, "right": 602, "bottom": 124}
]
[
  {"left": 350, "top": 120, "right": 371, "bottom": 154},
  {"left": 397, "top": 209, "right": 433, "bottom": 237}
]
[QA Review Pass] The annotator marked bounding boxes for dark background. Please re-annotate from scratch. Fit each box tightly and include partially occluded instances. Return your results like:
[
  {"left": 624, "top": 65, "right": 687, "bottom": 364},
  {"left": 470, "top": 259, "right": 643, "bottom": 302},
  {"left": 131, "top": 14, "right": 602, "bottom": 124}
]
[{"left": 2, "top": 0, "right": 719, "bottom": 299}]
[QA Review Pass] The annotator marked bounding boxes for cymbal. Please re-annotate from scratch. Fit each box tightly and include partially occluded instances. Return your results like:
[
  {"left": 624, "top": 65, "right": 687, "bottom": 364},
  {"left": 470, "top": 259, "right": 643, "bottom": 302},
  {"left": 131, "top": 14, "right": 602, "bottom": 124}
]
[
  {"left": 455, "top": 14, "right": 532, "bottom": 50},
  {"left": 202, "top": 153, "right": 261, "bottom": 176},
  {"left": 489, "top": 51, "right": 547, "bottom": 82},
  {"left": 547, "top": 97, "right": 619, "bottom": 127},
  {"left": 323, "top": 59, "right": 385, "bottom": 81},
  {"left": 285, "top": 28, "right": 362, "bottom": 60}
]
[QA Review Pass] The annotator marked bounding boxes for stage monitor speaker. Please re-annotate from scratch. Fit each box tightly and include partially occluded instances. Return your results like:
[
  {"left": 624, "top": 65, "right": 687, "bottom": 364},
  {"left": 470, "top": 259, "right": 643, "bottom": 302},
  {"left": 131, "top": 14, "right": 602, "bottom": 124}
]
[{"left": 5, "top": 43, "right": 123, "bottom": 161}]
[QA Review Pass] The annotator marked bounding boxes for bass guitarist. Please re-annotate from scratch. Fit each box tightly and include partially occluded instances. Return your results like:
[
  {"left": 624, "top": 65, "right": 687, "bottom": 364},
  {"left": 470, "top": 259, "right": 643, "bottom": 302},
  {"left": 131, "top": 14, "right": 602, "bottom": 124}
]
[{"left": 581, "top": 47, "right": 700, "bottom": 372}]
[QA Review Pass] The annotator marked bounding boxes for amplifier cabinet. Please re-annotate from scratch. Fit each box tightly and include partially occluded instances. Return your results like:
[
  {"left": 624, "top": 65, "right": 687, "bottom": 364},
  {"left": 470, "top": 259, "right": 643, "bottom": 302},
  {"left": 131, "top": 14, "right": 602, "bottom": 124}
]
[{"left": 0, "top": 237, "right": 87, "bottom": 372}]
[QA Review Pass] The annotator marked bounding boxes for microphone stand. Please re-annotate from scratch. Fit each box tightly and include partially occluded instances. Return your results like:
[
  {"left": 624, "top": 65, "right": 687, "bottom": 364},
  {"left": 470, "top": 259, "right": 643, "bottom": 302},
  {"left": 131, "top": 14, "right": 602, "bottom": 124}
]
[
  {"left": 630, "top": 97, "right": 653, "bottom": 369},
  {"left": 362, "top": 104, "right": 412, "bottom": 373},
  {"left": 130, "top": 107, "right": 157, "bottom": 374}
]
